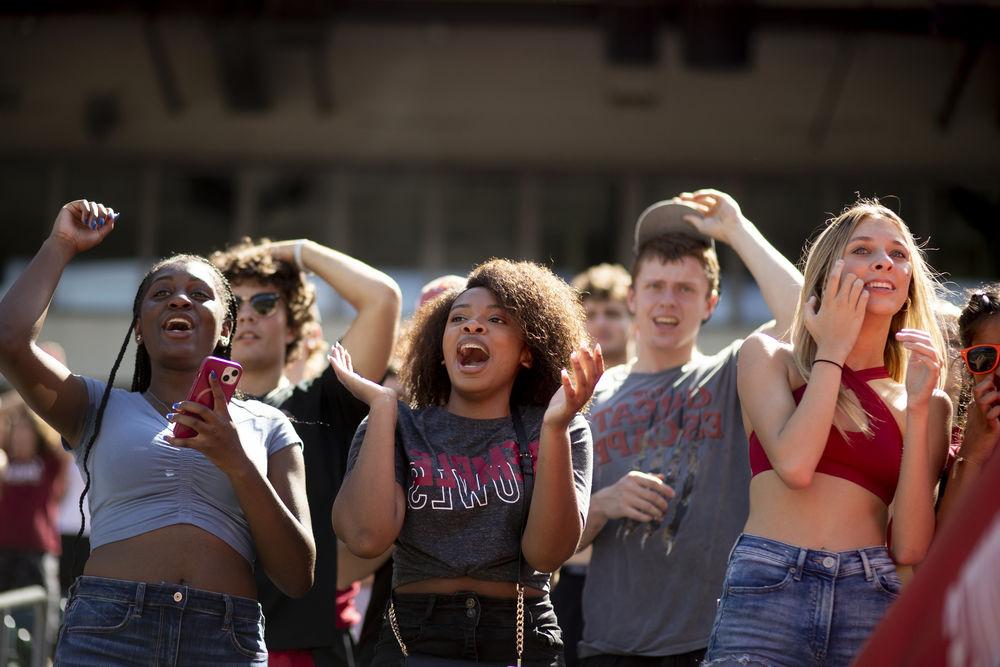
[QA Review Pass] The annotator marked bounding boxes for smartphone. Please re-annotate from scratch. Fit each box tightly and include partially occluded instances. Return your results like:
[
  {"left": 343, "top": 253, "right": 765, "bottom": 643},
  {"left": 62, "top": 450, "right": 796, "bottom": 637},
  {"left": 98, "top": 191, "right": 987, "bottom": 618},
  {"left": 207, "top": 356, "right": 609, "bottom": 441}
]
[{"left": 173, "top": 356, "right": 243, "bottom": 439}]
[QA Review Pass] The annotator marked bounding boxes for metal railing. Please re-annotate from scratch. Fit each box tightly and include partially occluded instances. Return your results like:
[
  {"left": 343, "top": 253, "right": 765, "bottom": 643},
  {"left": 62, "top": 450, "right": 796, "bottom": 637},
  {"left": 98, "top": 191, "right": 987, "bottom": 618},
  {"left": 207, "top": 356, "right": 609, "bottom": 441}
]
[{"left": 0, "top": 586, "right": 48, "bottom": 667}]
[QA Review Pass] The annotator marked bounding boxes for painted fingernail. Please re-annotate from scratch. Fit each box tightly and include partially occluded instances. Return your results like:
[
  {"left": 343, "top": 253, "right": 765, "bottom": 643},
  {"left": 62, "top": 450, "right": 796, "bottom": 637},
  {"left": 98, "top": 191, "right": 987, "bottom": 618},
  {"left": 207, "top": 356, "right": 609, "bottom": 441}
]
[
  {"left": 210, "top": 370, "right": 217, "bottom": 379},
  {"left": 166, "top": 412, "right": 177, "bottom": 421},
  {"left": 112, "top": 212, "right": 120, "bottom": 220},
  {"left": 89, "top": 219, "right": 97, "bottom": 230},
  {"left": 171, "top": 402, "right": 182, "bottom": 410},
  {"left": 98, "top": 217, "right": 105, "bottom": 226}
]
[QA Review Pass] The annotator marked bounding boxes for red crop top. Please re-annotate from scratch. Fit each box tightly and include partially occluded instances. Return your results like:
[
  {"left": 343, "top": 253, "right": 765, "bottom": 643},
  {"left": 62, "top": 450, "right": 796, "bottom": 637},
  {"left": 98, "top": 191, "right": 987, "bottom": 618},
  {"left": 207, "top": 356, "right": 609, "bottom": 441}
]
[{"left": 748, "top": 365, "right": 903, "bottom": 506}]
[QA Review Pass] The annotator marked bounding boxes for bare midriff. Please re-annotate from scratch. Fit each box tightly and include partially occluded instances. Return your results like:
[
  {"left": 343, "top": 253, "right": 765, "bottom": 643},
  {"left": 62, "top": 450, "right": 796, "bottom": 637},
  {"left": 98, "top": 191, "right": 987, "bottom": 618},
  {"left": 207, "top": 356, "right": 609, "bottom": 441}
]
[
  {"left": 83, "top": 524, "right": 256, "bottom": 599},
  {"left": 395, "top": 576, "right": 545, "bottom": 599},
  {"left": 744, "top": 472, "right": 890, "bottom": 552}
]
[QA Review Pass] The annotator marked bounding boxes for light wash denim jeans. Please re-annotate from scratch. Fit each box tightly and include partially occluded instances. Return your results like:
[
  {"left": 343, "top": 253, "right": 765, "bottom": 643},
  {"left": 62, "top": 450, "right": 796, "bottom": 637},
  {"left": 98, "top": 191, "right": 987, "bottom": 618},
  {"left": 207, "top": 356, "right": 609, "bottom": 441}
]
[
  {"left": 54, "top": 575, "right": 267, "bottom": 666},
  {"left": 704, "top": 534, "right": 901, "bottom": 667}
]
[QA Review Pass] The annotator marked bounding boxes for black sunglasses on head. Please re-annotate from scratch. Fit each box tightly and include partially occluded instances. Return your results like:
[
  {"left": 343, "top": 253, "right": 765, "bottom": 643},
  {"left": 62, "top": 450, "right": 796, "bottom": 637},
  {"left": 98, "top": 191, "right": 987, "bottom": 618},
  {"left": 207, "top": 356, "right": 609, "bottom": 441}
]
[
  {"left": 235, "top": 292, "right": 281, "bottom": 316},
  {"left": 961, "top": 343, "right": 1000, "bottom": 375}
]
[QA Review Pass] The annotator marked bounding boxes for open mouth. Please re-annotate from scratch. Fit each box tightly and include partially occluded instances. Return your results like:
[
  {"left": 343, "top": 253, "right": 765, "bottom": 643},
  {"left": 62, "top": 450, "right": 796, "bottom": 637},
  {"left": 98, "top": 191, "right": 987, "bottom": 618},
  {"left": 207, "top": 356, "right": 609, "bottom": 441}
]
[
  {"left": 162, "top": 316, "right": 194, "bottom": 335},
  {"left": 235, "top": 331, "right": 260, "bottom": 342},
  {"left": 653, "top": 316, "right": 679, "bottom": 327},
  {"left": 865, "top": 281, "right": 896, "bottom": 292},
  {"left": 457, "top": 341, "right": 491, "bottom": 371}
]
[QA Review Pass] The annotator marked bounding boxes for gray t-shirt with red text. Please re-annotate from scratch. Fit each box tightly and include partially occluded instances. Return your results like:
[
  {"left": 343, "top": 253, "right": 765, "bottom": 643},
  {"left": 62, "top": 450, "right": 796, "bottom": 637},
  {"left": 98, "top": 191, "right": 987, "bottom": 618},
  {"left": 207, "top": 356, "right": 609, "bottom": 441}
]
[
  {"left": 580, "top": 342, "right": 749, "bottom": 657},
  {"left": 347, "top": 403, "right": 592, "bottom": 592}
]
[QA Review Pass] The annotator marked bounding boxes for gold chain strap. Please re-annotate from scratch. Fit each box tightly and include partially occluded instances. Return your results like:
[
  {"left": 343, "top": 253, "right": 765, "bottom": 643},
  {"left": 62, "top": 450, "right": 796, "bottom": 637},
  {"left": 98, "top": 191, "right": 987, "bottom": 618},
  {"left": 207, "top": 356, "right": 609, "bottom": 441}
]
[
  {"left": 515, "top": 583, "right": 525, "bottom": 667},
  {"left": 387, "top": 586, "right": 524, "bottom": 663},
  {"left": 387, "top": 601, "right": 409, "bottom": 657}
]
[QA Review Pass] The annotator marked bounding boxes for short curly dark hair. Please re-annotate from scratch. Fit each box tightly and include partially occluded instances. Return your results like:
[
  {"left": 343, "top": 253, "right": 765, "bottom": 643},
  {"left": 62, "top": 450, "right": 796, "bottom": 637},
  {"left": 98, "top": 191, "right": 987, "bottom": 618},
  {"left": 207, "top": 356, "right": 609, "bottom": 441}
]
[
  {"left": 400, "top": 259, "right": 589, "bottom": 409},
  {"left": 209, "top": 238, "right": 316, "bottom": 361}
]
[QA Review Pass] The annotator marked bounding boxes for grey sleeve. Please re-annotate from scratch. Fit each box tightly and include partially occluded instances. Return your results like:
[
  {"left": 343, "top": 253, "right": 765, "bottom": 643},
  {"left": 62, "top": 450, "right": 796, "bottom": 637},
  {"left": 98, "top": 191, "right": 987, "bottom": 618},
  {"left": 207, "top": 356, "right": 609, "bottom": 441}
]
[
  {"left": 345, "top": 415, "right": 407, "bottom": 487},
  {"left": 67, "top": 375, "right": 104, "bottom": 455},
  {"left": 569, "top": 413, "right": 594, "bottom": 523},
  {"left": 264, "top": 409, "right": 302, "bottom": 457}
]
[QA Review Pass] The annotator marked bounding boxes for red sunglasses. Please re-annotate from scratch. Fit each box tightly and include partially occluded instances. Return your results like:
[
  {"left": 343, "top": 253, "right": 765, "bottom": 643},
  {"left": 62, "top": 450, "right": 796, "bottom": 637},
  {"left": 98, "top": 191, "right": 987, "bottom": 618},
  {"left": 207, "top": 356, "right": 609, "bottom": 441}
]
[{"left": 961, "top": 343, "right": 1000, "bottom": 375}]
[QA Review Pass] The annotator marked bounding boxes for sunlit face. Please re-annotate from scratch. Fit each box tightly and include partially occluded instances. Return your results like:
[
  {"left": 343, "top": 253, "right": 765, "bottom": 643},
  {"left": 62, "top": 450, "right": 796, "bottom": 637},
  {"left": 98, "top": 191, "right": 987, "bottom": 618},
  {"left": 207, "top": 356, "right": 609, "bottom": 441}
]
[
  {"left": 135, "top": 261, "right": 231, "bottom": 370},
  {"left": 230, "top": 279, "right": 294, "bottom": 373},
  {"left": 628, "top": 256, "right": 717, "bottom": 358},
  {"left": 441, "top": 287, "right": 532, "bottom": 400},
  {"left": 839, "top": 216, "right": 913, "bottom": 318},
  {"left": 582, "top": 297, "right": 631, "bottom": 362}
]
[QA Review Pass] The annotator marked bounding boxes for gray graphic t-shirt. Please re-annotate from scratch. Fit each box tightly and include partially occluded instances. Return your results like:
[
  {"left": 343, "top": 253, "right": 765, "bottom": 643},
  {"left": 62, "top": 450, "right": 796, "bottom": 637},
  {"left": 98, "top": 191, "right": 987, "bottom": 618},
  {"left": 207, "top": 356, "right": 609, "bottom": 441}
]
[
  {"left": 347, "top": 403, "right": 593, "bottom": 592},
  {"left": 579, "top": 342, "right": 749, "bottom": 657}
]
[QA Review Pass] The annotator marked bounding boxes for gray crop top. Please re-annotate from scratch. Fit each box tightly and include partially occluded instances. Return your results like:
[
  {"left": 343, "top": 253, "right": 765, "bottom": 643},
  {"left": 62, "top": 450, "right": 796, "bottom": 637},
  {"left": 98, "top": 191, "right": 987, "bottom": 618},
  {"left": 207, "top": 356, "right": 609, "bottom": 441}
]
[{"left": 70, "top": 376, "right": 301, "bottom": 564}]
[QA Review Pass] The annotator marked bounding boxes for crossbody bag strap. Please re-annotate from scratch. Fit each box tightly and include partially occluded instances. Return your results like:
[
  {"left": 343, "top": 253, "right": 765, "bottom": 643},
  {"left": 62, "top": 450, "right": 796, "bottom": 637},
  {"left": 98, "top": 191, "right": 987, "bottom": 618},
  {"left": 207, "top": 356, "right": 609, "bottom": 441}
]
[{"left": 511, "top": 406, "right": 533, "bottom": 667}]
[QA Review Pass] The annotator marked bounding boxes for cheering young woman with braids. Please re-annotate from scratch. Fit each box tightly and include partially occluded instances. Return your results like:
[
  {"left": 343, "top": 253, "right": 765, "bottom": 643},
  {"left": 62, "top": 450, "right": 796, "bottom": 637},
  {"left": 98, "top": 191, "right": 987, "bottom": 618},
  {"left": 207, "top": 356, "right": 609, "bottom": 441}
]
[{"left": 0, "top": 200, "right": 315, "bottom": 665}]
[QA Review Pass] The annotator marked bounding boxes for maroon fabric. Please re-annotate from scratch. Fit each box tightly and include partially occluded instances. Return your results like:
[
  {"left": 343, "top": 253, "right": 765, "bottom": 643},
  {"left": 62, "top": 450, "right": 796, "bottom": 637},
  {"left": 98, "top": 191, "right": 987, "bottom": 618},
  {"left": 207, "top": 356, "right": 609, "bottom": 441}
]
[
  {"left": 748, "top": 365, "right": 902, "bottom": 505},
  {"left": 0, "top": 452, "right": 64, "bottom": 554},
  {"left": 854, "top": 448, "right": 1000, "bottom": 666}
]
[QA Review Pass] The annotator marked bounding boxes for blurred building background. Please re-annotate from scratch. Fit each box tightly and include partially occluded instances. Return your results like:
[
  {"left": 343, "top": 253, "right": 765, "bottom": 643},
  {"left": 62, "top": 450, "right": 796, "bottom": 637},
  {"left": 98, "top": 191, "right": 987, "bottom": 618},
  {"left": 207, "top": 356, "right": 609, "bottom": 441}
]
[{"left": 1, "top": 0, "right": 999, "bottom": 382}]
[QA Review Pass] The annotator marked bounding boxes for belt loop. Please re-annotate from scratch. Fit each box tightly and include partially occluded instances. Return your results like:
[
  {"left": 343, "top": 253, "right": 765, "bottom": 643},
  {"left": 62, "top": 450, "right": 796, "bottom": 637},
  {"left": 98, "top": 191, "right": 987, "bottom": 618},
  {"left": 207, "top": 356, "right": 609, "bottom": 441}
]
[
  {"left": 223, "top": 594, "right": 234, "bottom": 630},
  {"left": 133, "top": 582, "right": 146, "bottom": 619},
  {"left": 793, "top": 548, "right": 807, "bottom": 581},
  {"left": 422, "top": 594, "right": 437, "bottom": 624},
  {"left": 859, "top": 549, "right": 874, "bottom": 581}
]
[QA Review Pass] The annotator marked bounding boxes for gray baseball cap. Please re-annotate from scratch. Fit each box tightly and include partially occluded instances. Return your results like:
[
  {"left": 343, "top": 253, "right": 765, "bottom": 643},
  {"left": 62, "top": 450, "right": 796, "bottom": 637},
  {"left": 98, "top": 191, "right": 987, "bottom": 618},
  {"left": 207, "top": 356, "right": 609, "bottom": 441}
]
[{"left": 633, "top": 199, "right": 714, "bottom": 254}]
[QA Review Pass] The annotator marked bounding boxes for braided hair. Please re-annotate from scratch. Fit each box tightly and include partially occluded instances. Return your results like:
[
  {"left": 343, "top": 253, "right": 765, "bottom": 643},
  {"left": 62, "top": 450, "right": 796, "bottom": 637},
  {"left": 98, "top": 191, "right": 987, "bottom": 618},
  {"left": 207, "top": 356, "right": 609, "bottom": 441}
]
[{"left": 73, "top": 254, "right": 238, "bottom": 555}]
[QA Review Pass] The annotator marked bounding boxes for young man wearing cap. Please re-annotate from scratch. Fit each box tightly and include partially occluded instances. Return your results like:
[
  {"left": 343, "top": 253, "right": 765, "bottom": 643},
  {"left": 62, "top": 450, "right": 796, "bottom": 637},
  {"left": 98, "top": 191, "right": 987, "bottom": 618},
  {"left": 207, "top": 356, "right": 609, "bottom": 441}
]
[
  {"left": 576, "top": 190, "right": 802, "bottom": 666},
  {"left": 211, "top": 239, "right": 401, "bottom": 667}
]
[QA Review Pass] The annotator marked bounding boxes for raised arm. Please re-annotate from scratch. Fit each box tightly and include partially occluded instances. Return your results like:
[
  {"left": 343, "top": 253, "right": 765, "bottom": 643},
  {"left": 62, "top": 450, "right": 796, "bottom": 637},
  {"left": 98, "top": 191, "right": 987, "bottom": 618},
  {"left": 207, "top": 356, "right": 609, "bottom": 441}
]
[
  {"left": 522, "top": 344, "right": 603, "bottom": 573},
  {"left": 0, "top": 201, "right": 117, "bottom": 445},
  {"left": 937, "top": 374, "right": 1000, "bottom": 525},
  {"left": 739, "top": 260, "right": 868, "bottom": 488},
  {"left": 680, "top": 190, "right": 803, "bottom": 340},
  {"left": 328, "top": 345, "right": 406, "bottom": 557},
  {"left": 889, "top": 330, "right": 951, "bottom": 565},
  {"left": 264, "top": 240, "right": 401, "bottom": 381}
]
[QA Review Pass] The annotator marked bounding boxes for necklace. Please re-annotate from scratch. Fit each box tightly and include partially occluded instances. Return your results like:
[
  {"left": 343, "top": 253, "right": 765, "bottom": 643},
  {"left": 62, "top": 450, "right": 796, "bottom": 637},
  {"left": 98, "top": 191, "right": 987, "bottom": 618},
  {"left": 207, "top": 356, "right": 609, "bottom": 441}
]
[{"left": 144, "top": 389, "right": 172, "bottom": 415}]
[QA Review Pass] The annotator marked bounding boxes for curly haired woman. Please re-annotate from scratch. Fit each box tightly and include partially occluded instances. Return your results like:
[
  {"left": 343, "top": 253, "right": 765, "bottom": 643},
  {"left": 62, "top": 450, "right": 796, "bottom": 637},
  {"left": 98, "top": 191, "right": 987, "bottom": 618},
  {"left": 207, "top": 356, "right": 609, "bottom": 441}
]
[{"left": 332, "top": 258, "right": 603, "bottom": 666}]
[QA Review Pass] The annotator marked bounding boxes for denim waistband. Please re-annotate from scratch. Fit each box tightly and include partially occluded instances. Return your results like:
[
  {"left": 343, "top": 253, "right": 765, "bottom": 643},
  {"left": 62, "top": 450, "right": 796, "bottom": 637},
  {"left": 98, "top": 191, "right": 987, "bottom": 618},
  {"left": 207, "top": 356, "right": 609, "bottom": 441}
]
[
  {"left": 69, "top": 575, "right": 262, "bottom": 622},
  {"left": 391, "top": 591, "right": 553, "bottom": 622},
  {"left": 732, "top": 533, "right": 894, "bottom": 579}
]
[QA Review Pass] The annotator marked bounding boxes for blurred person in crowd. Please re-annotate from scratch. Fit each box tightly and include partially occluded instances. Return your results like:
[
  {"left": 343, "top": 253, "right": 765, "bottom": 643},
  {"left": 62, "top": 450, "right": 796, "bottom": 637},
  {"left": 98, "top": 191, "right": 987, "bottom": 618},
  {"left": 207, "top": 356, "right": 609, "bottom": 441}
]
[
  {"left": 285, "top": 304, "right": 330, "bottom": 386},
  {"left": 577, "top": 190, "right": 803, "bottom": 667},
  {"left": 704, "top": 199, "right": 950, "bottom": 666},
  {"left": 212, "top": 237, "right": 400, "bottom": 667},
  {"left": 333, "top": 260, "right": 601, "bottom": 666},
  {"left": 0, "top": 392, "right": 68, "bottom": 651},
  {"left": 572, "top": 263, "right": 633, "bottom": 368},
  {"left": 937, "top": 284, "right": 1000, "bottom": 525},
  {"left": 0, "top": 200, "right": 315, "bottom": 665},
  {"left": 552, "top": 263, "right": 634, "bottom": 667},
  {"left": 37, "top": 340, "right": 94, "bottom": 593}
]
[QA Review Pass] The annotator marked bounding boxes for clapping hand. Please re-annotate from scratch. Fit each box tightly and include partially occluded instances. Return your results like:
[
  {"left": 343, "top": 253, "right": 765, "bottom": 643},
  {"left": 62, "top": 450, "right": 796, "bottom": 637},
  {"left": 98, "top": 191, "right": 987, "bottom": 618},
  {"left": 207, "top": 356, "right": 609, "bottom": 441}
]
[{"left": 543, "top": 344, "right": 604, "bottom": 429}]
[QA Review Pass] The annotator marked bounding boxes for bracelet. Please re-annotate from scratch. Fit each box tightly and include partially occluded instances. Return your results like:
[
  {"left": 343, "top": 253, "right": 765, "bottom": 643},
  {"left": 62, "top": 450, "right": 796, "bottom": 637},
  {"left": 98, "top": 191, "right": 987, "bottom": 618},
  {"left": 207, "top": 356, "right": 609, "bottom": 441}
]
[
  {"left": 813, "top": 358, "right": 844, "bottom": 371},
  {"left": 293, "top": 240, "right": 308, "bottom": 273}
]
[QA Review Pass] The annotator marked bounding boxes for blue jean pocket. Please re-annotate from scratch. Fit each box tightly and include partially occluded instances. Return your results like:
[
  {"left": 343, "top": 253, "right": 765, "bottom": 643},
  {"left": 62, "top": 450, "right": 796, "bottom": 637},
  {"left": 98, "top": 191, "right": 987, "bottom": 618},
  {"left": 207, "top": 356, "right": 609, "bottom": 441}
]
[
  {"left": 871, "top": 565, "right": 902, "bottom": 597},
  {"left": 64, "top": 596, "right": 134, "bottom": 634},
  {"left": 725, "top": 555, "right": 795, "bottom": 594},
  {"left": 226, "top": 617, "right": 267, "bottom": 660}
]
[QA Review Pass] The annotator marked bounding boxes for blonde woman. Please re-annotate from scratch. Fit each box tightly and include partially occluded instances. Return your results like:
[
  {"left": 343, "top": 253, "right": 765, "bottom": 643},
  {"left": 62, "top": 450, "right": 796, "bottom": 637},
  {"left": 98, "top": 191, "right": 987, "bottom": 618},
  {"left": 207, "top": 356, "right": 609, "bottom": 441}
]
[{"left": 703, "top": 201, "right": 951, "bottom": 667}]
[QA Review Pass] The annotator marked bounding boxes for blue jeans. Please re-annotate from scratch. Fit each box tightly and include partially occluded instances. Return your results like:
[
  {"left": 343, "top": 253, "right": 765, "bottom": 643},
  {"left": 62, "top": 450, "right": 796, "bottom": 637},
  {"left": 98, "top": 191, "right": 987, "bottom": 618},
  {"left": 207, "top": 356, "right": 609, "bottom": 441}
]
[
  {"left": 371, "top": 592, "right": 564, "bottom": 666},
  {"left": 704, "top": 534, "right": 901, "bottom": 667},
  {"left": 54, "top": 575, "right": 267, "bottom": 666}
]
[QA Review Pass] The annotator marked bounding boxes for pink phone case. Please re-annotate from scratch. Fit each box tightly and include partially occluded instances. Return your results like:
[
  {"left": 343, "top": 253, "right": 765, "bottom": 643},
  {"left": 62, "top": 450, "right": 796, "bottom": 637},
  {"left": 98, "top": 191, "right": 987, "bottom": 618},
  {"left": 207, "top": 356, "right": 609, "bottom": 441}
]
[{"left": 173, "top": 356, "right": 243, "bottom": 439}]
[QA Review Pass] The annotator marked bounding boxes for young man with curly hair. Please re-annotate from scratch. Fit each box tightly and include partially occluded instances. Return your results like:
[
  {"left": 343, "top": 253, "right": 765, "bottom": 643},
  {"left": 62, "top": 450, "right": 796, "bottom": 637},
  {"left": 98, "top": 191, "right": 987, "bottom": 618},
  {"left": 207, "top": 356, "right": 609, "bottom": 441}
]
[
  {"left": 211, "top": 239, "right": 401, "bottom": 667},
  {"left": 576, "top": 190, "right": 803, "bottom": 666}
]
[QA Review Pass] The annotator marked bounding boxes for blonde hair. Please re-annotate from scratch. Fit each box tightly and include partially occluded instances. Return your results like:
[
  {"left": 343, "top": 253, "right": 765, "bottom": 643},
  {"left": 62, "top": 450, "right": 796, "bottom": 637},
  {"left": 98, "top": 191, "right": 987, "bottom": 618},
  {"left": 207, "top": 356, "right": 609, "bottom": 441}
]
[{"left": 791, "top": 199, "right": 946, "bottom": 436}]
